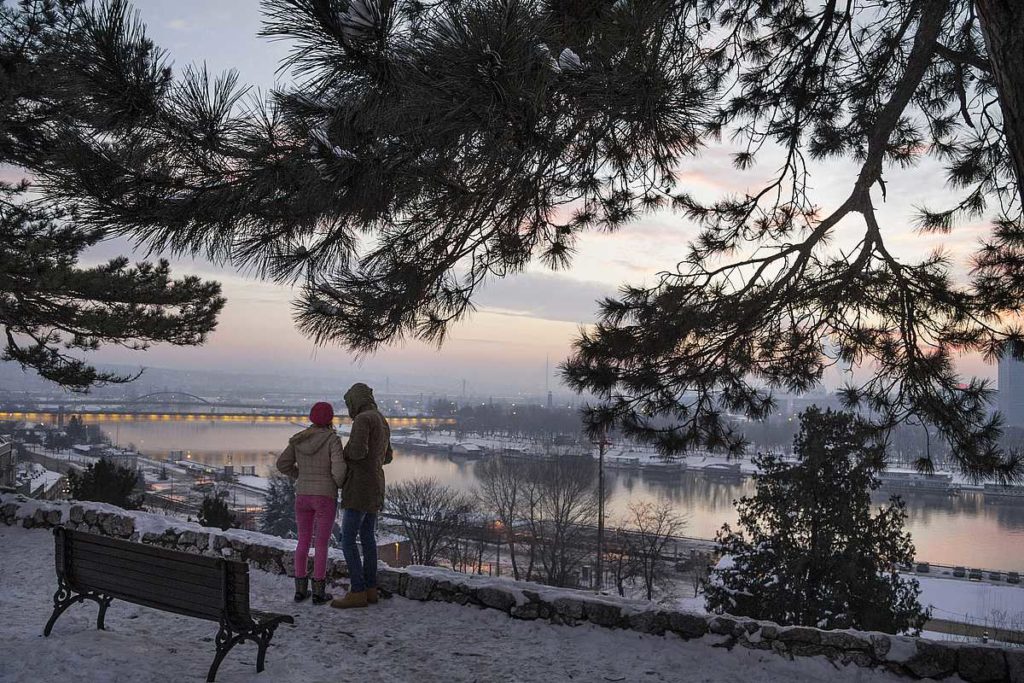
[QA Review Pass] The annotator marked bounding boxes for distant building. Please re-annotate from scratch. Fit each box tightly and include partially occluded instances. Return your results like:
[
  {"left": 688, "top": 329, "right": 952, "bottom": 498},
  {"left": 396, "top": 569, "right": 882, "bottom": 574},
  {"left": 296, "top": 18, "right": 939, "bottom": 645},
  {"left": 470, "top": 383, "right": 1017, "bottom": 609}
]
[
  {"left": 0, "top": 438, "right": 16, "bottom": 490},
  {"left": 15, "top": 462, "right": 66, "bottom": 500},
  {"left": 376, "top": 533, "right": 413, "bottom": 568},
  {"left": 101, "top": 448, "right": 140, "bottom": 471},
  {"left": 998, "top": 347, "right": 1024, "bottom": 428}
]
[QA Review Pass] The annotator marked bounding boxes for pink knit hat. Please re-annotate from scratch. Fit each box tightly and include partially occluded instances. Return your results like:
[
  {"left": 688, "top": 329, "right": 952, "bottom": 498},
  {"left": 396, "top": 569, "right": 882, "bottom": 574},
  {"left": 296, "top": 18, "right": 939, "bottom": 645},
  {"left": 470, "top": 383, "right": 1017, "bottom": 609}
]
[{"left": 309, "top": 401, "right": 334, "bottom": 427}]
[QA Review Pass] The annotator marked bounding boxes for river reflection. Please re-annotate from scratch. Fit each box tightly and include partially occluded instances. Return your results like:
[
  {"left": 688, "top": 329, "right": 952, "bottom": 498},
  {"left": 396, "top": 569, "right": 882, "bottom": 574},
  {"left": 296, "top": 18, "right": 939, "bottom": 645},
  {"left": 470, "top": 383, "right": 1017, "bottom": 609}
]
[{"left": 102, "top": 421, "right": 1024, "bottom": 570}]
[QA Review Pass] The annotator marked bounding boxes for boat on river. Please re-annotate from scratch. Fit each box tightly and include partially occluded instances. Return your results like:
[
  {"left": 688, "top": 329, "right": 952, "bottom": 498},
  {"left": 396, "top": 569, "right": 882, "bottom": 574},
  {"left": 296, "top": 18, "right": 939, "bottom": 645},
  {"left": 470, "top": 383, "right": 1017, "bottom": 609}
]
[
  {"left": 982, "top": 483, "right": 1024, "bottom": 498},
  {"left": 699, "top": 462, "right": 743, "bottom": 478},
  {"left": 640, "top": 458, "right": 687, "bottom": 475},
  {"left": 876, "top": 470, "right": 954, "bottom": 492}
]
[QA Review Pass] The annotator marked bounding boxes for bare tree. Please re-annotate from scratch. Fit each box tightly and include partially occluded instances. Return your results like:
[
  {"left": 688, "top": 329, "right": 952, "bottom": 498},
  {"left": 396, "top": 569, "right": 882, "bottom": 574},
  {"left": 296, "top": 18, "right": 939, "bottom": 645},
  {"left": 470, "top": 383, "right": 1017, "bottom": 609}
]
[
  {"left": 688, "top": 551, "right": 713, "bottom": 600},
  {"left": 475, "top": 455, "right": 527, "bottom": 579},
  {"left": 385, "top": 478, "right": 476, "bottom": 566},
  {"left": 525, "top": 456, "right": 604, "bottom": 588},
  {"left": 607, "top": 525, "right": 640, "bottom": 597},
  {"left": 520, "top": 465, "right": 542, "bottom": 582},
  {"left": 444, "top": 534, "right": 487, "bottom": 575},
  {"left": 624, "top": 501, "right": 687, "bottom": 601}
]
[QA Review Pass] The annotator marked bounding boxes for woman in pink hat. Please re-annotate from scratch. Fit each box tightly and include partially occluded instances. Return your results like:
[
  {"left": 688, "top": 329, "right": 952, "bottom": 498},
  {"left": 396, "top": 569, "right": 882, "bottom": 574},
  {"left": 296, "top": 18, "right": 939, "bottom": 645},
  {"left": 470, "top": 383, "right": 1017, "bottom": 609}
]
[{"left": 276, "top": 401, "right": 346, "bottom": 604}]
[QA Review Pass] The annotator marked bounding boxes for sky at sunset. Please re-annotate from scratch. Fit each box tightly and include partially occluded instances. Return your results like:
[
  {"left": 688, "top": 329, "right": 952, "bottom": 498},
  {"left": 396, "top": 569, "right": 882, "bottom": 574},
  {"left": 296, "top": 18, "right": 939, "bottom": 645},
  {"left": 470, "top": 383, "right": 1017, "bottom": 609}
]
[{"left": 11, "top": 0, "right": 1004, "bottom": 395}]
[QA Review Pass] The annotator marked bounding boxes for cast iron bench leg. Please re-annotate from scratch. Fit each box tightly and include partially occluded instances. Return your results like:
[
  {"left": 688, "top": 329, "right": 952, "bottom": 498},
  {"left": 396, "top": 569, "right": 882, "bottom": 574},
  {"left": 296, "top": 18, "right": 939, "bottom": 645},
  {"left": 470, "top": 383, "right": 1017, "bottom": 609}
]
[
  {"left": 96, "top": 595, "right": 113, "bottom": 630},
  {"left": 207, "top": 623, "right": 246, "bottom": 683},
  {"left": 255, "top": 624, "right": 279, "bottom": 673},
  {"left": 44, "top": 577, "right": 113, "bottom": 637}
]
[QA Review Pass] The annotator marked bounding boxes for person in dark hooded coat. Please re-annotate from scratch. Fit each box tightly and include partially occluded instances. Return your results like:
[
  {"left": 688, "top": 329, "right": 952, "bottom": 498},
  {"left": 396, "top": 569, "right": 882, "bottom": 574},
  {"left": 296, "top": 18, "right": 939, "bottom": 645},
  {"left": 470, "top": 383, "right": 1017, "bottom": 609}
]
[{"left": 331, "top": 383, "right": 392, "bottom": 609}]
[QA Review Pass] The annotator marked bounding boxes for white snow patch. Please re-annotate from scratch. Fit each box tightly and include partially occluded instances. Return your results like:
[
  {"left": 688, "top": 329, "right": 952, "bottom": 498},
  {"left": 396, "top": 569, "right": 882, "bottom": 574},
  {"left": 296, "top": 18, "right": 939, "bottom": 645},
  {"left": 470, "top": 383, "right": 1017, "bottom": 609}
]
[{"left": 884, "top": 635, "right": 918, "bottom": 663}]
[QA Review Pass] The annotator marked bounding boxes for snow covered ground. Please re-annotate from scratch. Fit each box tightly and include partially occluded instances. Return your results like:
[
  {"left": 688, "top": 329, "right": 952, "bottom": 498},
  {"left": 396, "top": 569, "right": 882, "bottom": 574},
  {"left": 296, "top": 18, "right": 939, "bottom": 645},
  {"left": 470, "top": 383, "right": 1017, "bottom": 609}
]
[
  {"left": 669, "top": 574, "right": 1024, "bottom": 629},
  {"left": 0, "top": 525, "right": 911, "bottom": 683},
  {"left": 918, "top": 575, "right": 1024, "bottom": 627}
]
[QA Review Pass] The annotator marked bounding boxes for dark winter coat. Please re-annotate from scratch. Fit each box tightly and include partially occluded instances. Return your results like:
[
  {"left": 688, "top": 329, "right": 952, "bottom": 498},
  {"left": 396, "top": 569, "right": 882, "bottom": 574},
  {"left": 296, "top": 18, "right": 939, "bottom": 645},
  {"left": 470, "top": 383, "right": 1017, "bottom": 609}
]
[
  {"left": 276, "top": 426, "right": 346, "bottom": 498},
  {"left": 340, "top": 383, "right": 393, "bottom": 513}
]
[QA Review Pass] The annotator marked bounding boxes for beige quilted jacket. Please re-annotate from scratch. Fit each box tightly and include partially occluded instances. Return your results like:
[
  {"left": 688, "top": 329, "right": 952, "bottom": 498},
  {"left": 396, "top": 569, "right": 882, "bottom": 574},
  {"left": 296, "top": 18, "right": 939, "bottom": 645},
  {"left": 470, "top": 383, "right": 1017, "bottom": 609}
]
[{"left": 276, "top": 426, "right": 346, "bottom": 498}]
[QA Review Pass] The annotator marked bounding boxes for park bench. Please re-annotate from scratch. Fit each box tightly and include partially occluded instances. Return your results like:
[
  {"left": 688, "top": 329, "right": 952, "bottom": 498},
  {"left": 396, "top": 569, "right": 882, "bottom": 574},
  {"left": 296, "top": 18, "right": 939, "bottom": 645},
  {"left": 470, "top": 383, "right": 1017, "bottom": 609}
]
[{"left": 44, "top": 527, "right": 294, "bottom": 682}]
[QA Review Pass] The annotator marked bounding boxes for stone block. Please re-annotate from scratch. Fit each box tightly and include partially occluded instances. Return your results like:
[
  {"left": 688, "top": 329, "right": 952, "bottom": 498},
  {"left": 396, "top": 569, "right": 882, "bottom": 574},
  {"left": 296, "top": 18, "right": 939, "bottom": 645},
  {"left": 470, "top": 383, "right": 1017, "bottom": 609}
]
[
  {"left": 628, "top": 610, "right": 667, "bottom": 635},
  {"left": 708, "top": 615, "right": 739, "bottom": 635},
  {"left": 737, "top": 620, "right": 760, "bottom": 635},
  {"left": 841, "top": 651, "right": 875, "bottom": 668},
  {"left": 69, "top": 505, "right": 84, "bottom": 524},
  {"left": 870, "top": 634, "right": 891, "bottom": 659},
  {"left": 790, "top": 644, "right": 836, "bottom": 658},
  {"left": 739, "top": 638, "right": 773, "bottom": 651},
  {"left": 377, "top": 570, "right": 403, "bottom": 594},
  {"left": 511, "top": 602, "right": 541, "bottom": 621},
  {"left": 776, "top": 626, "right": 822, "bottom": 645},
  {"left": 431, "top": 580, "right": 458, "bottom": 603},
  {"left": 958, "top": 645, "right": 1008, "bottom": 683},
  {"left": 1004, "top": 649, "right": 1024, "bottom": 683},
  {"left": 552, "top": 597, "right": 585, "bottom": 621},
  {"left": 477, "top": 586, "right": 516, "bottom": 612},
  {"left": 904, "top": 640, "right": 958, "bottom": 679},
  {"left": 583, "top": 600, "right": 622, "bottom": 628},
  {"left": 667, "top": 612, "right": 708, "bottom": 639},
  {"left": 195, "top": 533, "right": 209, "bottom": 552},
  {"left": 405, "top": 575, "right": 435, "bottom": 601},
  {"left": 31, "top": 508, "right": 49, "bottom": 528},
  {"left": 820, "top": 631, "right": 871, "bottom": 651}
]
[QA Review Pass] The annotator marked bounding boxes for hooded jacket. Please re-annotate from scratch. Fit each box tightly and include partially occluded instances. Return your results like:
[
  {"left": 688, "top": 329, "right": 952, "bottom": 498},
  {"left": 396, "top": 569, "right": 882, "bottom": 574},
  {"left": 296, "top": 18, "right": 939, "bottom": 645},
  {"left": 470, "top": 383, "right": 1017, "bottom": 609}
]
[
  {"left": 276, "top": 426, "right": 346, "bottom": 498},
  {"left": 341, "top": 383, "right": 393, "bottom": 513}
]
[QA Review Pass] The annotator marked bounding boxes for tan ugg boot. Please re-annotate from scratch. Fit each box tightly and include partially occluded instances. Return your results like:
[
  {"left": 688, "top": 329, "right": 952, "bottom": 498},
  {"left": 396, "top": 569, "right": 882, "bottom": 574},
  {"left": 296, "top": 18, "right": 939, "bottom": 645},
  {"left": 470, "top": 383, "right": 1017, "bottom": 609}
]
[
  {"left": 367, "top": 587, "right": 379, "bottom": 604},
  {"left": 330, "top": 591, "right": 368, "bottom": 609}
]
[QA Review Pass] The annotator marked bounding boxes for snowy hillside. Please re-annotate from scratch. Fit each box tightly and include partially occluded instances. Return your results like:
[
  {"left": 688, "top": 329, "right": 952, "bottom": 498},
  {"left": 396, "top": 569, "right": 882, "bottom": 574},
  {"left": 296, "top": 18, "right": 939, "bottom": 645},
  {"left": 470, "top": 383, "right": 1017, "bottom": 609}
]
[{"left": 0, "top": 525, "right": 912, "bottom": 683}]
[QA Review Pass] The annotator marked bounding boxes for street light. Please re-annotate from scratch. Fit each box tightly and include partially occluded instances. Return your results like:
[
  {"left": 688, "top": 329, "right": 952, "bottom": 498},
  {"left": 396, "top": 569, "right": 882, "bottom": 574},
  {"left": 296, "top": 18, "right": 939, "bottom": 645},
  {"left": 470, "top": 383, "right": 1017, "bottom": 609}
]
[{"left": 592, "top": 427, "right": 612, "bottom": 592}]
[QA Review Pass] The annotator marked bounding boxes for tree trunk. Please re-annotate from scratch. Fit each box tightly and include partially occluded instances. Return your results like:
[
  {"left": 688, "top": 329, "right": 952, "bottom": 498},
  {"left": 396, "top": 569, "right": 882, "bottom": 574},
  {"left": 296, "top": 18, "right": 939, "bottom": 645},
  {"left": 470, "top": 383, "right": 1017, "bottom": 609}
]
[
  {"left": 508, "top": 532, "right": 520, "bottom": 580},
  {"left": 976, "top": 0, "right": 1024, "bottom": 207}
]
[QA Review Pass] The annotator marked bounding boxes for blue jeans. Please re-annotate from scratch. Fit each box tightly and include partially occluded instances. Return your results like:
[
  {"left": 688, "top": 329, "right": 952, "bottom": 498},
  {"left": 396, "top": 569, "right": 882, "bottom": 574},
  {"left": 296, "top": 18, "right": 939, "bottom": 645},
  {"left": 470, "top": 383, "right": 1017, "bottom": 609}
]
[{"left": 340, "top": 508, "right": 378, "bottom": 593}]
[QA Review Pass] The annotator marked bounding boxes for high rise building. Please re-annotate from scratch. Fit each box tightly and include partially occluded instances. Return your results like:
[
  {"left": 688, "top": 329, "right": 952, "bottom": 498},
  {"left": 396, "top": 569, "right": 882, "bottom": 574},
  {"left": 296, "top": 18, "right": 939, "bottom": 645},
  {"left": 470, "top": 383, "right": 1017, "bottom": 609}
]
[{"left": 998, "top": 347, "right": 1024, "bottom": 428}]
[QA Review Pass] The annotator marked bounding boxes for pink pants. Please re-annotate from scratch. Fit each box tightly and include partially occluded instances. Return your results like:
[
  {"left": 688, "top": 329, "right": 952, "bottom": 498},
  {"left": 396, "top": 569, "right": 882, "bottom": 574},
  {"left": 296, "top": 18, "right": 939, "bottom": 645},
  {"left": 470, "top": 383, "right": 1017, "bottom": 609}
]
[{"left": 294, "top": 495, "right": 337, "bottom": 580}]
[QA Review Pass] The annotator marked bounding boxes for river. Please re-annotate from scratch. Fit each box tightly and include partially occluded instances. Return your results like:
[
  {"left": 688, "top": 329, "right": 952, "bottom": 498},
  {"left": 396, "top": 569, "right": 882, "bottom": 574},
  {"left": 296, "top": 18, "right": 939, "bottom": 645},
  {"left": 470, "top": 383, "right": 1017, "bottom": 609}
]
[{"left": 100, "top": 420, "right": 1024, "bottom": 571}]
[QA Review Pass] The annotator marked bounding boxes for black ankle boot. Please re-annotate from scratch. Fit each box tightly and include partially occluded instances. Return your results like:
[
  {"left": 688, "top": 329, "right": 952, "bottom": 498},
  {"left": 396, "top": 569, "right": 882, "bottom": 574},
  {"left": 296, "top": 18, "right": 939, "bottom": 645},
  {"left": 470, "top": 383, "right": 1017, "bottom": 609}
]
[
  {"left": 294, "top": 577, "right": 310, "bottom": 602},
  {"left": 311, "top": 579, "right": 332, "bottom": 605}
]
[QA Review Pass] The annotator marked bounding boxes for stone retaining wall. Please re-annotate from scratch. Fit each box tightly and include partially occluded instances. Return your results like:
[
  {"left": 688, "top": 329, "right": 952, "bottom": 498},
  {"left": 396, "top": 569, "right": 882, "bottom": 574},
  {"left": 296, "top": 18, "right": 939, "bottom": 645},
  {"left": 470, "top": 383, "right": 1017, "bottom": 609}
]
[{"left": 2, "top": 494, "right": 1020, "bottom": 682}]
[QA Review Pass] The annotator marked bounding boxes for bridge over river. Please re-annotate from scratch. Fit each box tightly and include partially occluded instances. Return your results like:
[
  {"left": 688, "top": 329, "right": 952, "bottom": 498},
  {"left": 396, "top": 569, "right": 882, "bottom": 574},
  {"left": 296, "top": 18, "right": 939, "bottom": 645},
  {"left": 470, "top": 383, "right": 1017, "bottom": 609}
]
[{"left": 0, "top": 409, "right": 454, "bottom": 429}]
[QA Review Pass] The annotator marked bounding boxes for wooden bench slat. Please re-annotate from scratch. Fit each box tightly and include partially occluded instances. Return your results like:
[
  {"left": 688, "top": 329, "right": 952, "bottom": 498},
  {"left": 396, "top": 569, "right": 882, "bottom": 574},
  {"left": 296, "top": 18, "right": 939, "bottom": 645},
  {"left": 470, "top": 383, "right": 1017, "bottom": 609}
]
[
  {"left": 72, "top": 557, "right": 230, "bottom": 598},
  {"left": 69, "top": 539, "right": 246, "bottom": 585},
  {"left": 69, "top": 547, "right": 233, "bottom": 589},
  {"left": 72, "top": 568, "right": 226, "bottom": 619},
  {"left": 71, "top": 533, "right": 228, "bottom": 570},
  {"left": 66, "top": 532, "right": 253, "bottom": 622}
]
